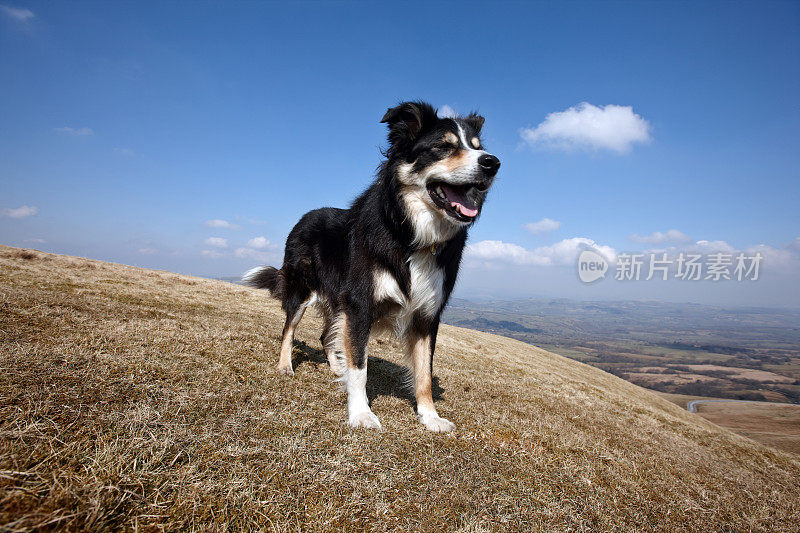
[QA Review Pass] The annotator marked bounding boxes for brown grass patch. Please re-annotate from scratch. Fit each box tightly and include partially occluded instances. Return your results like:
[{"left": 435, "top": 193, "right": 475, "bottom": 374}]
[
  {"left": 695, "top": 402, "right": 800, "bottom": 456},
  {"left": 684, "top": 364, "right": 795, "bottom": 383},
  {"left": 658, "top": 393, "right": 800, "bottom": 456},
  {"left": 1, "top": 244, "right": 799, "bottom": 531},
  {"left": 627, "top": 373, "right": 719, "bottom": 386},
  {"left": 3, "top": 248, "right": 42, "bottom": 261}
]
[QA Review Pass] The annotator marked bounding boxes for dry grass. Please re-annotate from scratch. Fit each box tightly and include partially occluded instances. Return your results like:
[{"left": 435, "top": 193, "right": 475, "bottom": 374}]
[
  {"left": 658, "top": 393, "right": 800, "bottom": 455},
  {"left": 1, "top": 244, "right": 799, "bottom": 532},
  {"left": 694, "top": 402, "right": 800, "bottom": 456},
  {"left": 640, "top": 365, "right": 794, "bottom": 384},
  {"left": 683, "top": 365, "right": 794, "bottom": 383},
  {"left": 630, "top": 372, "right": 718, "bottom": 386}
]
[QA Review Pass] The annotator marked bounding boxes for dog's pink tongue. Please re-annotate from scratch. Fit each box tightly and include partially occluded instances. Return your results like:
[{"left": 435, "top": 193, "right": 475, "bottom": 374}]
[{"left": 441, "top": 184, "right": 479, "bottom": 217}]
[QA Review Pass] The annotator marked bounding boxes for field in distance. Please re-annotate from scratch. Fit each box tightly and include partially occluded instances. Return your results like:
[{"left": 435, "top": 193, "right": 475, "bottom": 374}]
[
  {"left": 658, "top": 393, "right": 800, "bottom": 455},
  {"left": 442, "top": 297, "right": 800, "bottom": 404}
]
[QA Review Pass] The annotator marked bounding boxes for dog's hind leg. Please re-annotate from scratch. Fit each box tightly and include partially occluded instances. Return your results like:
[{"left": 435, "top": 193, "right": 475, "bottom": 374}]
[
  {"left": 320, "top": 309, "right": 346, "bottom": 376},
  {"left": 276, "top": 293, "right": 316, "bottom": 376}
]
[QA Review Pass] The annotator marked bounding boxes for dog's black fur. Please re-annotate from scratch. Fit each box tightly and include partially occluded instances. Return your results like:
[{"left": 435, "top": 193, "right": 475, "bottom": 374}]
[{"left": 245, "top": 101, "right": 499, "bottom": 431}]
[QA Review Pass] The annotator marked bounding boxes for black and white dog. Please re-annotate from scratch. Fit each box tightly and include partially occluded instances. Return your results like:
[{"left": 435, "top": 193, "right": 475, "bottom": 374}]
[{"left": 244, "top": 101, "right": 499, "bottom": 432}]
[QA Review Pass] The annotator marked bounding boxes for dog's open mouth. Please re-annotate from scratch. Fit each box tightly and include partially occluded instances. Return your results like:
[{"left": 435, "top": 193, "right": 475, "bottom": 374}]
[{"left": 427, "top": 181, "right": 485, "bottom": 221}]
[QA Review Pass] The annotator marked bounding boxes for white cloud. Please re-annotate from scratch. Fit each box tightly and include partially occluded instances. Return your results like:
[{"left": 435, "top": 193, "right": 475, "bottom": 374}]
[
  {"left": 1, "top": 5, "right": 34, "bottom": 21},
  {"left": 468, "top": 237, "right": 615, "bottom": 267},
  {"left": 521, "top": 102, "right": 651, "bottom": 153},
  {"left": 643, "top": 238, "right": 800, "bottom": 274},
  {"left": 53, "top": 126, "right": 94, "bottom": 136},
  {"left": 524, "top": 218, "right": 561, "bottom": 235},
  {"left": 24, "top": 238, "right": 45, "bottom": 243},
  {"left": 643, "top": 239, "right": 735, "bottom": 257},
  {"left": 204, "top": 219, "right": 240, "bottom": 230},
  {"left": 114, "top": 147, "right": 135, "bottom": 156},
  {"left": 246, "top": 236, "right": 277, "bottom": 249},
  {"left": 201, "top": 249, "right": 224, "bottom": 259},
  {"left": 2, "top": 205, "right": 38, "bottom": 218},
  {"left": 743, "top": 243, "right": 797, "bottom": 270},
  {"left": 690, "top": 240, "right": 737, "bottom": 254},
  {"left": 234, "top": 247, "right": 276, "bottom": 262},
  {"left": 469, "top": 241, "right": 551, "bottom": 266},
  {"left": 630, "top": 229, "right": 692, "bottom": 244},
  {"left": 535, "top": 238, "right": 616, "bottom": 265},
  {"left": 138, "top": 247, "right": 158, "bottom": 255},
  {"left": 438, "top": 104, "right": 457, "bottom": 118},
  {"left": 204, "top": 237, "right": 228, "bottom": 248}
]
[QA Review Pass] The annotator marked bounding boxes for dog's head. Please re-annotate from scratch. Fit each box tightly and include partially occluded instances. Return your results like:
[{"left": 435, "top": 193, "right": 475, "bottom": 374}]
[{"left": 381, "top": 101, "right": 500, "bottom": 244}]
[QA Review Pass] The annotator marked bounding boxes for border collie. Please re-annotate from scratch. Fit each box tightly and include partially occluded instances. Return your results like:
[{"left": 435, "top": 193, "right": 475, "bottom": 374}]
[{"left": 243, "top": 101, "right": 500, "bottom": 432}]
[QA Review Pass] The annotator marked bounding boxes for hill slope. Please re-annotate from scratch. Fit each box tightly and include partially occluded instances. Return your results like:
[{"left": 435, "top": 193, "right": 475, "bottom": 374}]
[{"left": 1, "top": 245, "right": 798, "bottom": 531}]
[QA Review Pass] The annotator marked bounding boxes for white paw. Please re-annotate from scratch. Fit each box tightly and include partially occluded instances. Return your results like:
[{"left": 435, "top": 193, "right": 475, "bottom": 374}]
[
  {"left": 276, "top": 364, "right": 294, "bottom": 377},
  {"left": 348, "top": 410, "right": 382, "bottom": 430},
  {"left": 419, "top": 412, "right": 455, "bottom": 433}
]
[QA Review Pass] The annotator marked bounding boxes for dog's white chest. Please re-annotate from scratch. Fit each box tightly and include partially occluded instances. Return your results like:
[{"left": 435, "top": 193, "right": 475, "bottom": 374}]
[
  {"left": 407, "top": 252, "right": 445, "bottom": 317},
  {"left": 373, "top": 252, "right": 444, "bottom": 333}
]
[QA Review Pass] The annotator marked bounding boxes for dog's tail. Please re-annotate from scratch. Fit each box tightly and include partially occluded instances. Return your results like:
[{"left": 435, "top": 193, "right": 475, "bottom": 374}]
[{"left": 242, "top": 266, "right": 285, "bottom": 299}]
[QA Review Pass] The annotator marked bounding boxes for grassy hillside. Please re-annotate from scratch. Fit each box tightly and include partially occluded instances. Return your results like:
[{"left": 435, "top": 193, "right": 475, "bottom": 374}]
[{"left": 1, "top": 245, "right": 799, "bottom": 531}]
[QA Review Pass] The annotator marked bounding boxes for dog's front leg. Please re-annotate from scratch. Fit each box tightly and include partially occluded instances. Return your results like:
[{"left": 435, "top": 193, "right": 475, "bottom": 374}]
[
  {"left": 341, "top": 305, "right": 382, "bottom": 430},
  {"left": 407, "top": 323, "right": 455, "bottom": 433}
]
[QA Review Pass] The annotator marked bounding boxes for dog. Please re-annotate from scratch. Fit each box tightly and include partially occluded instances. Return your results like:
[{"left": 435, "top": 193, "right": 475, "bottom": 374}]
[{"left": 243, "top": 101, "right": 500, "bottom": 432}]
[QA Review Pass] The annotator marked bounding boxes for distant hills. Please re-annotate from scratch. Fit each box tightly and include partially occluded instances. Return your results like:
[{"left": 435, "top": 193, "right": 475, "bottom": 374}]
[{"left": 442, "top": 297, "right": 800, "bottom": 404}]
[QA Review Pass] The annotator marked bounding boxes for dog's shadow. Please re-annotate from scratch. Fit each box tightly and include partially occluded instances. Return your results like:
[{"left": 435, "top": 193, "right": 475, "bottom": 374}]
[{"left": 292, "top": 340, "right": 444, "bottom": 406}]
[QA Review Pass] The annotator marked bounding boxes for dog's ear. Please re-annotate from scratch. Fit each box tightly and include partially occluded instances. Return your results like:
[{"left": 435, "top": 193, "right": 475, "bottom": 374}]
[
  {"left": 464, "top": 113, "right": 485, "bottom": 134},
  {"left": 381, "top": 101, "right": 438, "bottom": 144}
]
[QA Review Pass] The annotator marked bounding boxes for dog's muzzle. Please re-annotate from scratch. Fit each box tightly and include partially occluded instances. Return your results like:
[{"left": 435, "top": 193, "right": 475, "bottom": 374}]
[{"left": 426, "top": 153, "right": 500, "bottom": 222}]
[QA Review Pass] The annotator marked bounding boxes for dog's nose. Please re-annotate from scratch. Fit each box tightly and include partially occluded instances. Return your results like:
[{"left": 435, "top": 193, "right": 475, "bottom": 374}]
[{"left": 478, "top": 154, "right": 500, "bottom": 176}]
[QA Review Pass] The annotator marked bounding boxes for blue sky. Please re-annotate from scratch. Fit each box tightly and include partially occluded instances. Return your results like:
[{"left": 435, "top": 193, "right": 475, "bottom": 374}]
[{"left": 2, "top": 1, "right": 799, "bottom": 307}]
